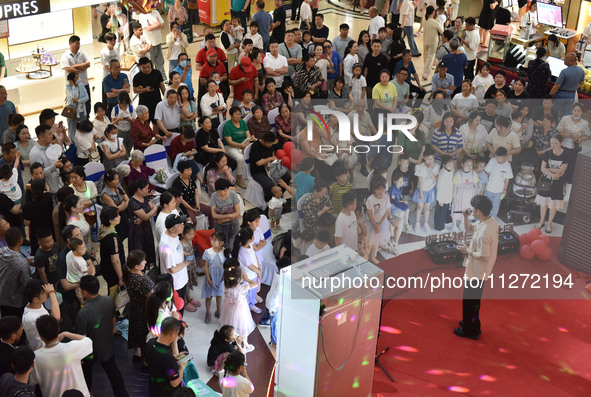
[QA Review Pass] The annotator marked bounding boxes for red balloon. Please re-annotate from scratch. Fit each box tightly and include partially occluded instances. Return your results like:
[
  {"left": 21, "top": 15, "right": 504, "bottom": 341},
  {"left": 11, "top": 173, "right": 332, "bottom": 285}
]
[
  {"left": 538, "top": 234, "right": 550, "bottom": 245},
  {"left": 282, "top": 157, "right": 291, "bottom": 170},
  {"left": 283, "top": 142, "right": 295, "bottom": 154},
  {"left": 276, "top": 149, "right": 286, "bottom": 159},
  {"left": 528, "top": 228, "right": 542, "bottom": 242},
  {"left": 519, "top": 244, "right": 535, "bottom": 260},
  {"left": 536, "top": 246, "right": 552, "bottom": 261},
  {"left": 531, "top": 239, "right": 547, "bottom": 255},
  {"left": 291, "top": 149, "right": 303, "bottom": 165},
  {"left": 519, "top": 233, "right": 530, "bottom": 246}
]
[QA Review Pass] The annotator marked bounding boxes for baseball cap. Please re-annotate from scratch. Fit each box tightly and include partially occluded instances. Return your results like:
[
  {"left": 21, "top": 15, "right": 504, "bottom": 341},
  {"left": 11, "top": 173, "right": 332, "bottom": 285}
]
[
  {"left": 206, "top": 48, "right": 217, "bottom": 57},
  {"left": 240, "top": 56, "right": 253, "bottom": 72},
  {"left": 165, "top": 214, "right": 188, "bottom": 229},
  {"left": 40, "top": 108, "right": 59, "bottom": 121},
  {"left": 437, "top": 61, "right": 447, "bottom": 68}
]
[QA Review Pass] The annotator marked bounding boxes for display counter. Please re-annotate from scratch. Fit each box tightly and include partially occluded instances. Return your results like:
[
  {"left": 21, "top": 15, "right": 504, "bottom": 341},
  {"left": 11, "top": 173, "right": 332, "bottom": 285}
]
[
  {"left": 476, "top": 55, "right": 591, "bottom": 103},
  {"left": 4, "top": 70, "right": 67, "bottom": 115}
]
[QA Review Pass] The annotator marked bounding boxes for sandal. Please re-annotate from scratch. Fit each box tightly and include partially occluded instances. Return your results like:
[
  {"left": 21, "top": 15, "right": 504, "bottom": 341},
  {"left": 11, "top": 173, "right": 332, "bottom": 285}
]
[
  {"left": 214, "top": 311, "right": 220, "bottom": 318},
  {"left": 184, "top": 302, "right": 197, "bottom": 312},
  {"left": 535, "top": 222, "right": 544, "bottom": 229},
  {"left": 545, "top": 225, "right": 552, "bottom": 234},
  {"left": 189, "top": 299, "right": 201, "bottom": 307},
  {"left": 204, "top": 313, "right": 211, "bottom": 324}
]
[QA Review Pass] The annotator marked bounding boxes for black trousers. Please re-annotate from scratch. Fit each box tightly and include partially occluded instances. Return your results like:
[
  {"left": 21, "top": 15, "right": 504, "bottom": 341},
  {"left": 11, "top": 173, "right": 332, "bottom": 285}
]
[
  {"left": 84, "top": 84, "right": 92, "bottom": 117},
  {"left": 462, "top": 282, "right": 485, "bottom": 336},
  {"left": 82, "top": 355, "right": 129, "bottom": 397},
  {"left": 409, "top": 83, "right": 426, "bottom": 108},
  {"left": 251, "top": 170, "right": 292, "bottom": 202},
  {"left": 291, "top": 0, "right": 301, "bottom": 20},
  {"left": 177, "top": 285, "right": 187, "bottom": 317},
  {"left": 465, "top": 59, "right": 476, "bottom": 82}
]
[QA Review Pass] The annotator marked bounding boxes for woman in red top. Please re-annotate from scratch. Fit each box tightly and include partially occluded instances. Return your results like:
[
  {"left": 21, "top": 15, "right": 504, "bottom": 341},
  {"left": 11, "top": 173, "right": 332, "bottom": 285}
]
[{"left": 130, "top": 105, "right": 164, "bottom": 151}]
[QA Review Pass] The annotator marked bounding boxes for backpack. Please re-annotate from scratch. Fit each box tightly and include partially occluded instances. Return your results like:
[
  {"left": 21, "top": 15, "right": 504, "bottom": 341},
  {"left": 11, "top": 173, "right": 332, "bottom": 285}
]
[{"left": 114, "top": 104, "right": 133, "bottom": 117}]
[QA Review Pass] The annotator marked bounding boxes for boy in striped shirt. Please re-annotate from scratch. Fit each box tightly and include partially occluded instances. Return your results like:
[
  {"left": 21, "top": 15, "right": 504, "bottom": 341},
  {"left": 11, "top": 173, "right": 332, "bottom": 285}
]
[{"left": 329, "top": 166, "right": 354, "bottom": 214}]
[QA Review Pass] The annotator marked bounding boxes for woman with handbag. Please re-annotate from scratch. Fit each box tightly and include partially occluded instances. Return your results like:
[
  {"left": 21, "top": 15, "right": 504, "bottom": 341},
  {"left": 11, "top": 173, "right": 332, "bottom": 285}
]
[
  {"left": 69, "top": 166, "right": 99, "bottom": 209},
  {"left": 74, "top": 120, "right": 100, "bottom": 166},
  {"left": 65, "top": 72, "right": 89, "bottom": 143},
  {"left": 100, "top": 124, "right": 127, "bottom": 170},
  {"left": 98, "top": 206, "right": 126, "bottom": 298},
  {"left": 535, "top": 135, "right": 569, "bottom": 234},
  {"left": 101, "top": 169, "right": 130, "bottom": 242}
]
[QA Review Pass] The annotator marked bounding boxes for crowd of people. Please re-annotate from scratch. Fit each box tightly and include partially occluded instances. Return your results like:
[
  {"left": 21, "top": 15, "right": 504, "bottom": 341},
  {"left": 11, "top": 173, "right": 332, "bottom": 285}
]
[{"left": 0, "top": 0, "right": 587, "bottom": 396}]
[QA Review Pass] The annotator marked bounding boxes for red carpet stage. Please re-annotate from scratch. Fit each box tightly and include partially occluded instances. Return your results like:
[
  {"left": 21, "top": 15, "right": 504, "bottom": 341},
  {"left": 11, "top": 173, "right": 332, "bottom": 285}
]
[{"left": 371, "top": 237, "right": 591, "bottom": 396}]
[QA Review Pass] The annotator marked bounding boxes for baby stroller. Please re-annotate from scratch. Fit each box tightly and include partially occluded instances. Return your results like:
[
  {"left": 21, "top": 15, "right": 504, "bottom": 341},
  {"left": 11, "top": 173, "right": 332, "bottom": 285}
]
[{"left": 506, "top": 148, "right": 539, "bottom": 223}]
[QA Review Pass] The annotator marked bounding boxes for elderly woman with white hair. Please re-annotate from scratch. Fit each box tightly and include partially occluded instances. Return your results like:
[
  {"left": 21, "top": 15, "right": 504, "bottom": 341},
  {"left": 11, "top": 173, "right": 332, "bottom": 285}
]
[
  {"left": 124, "top": 150, "right": 159, "bottom": 193},
  {"left": 130, "top": 104, "right": 165, "bottom": 152}
]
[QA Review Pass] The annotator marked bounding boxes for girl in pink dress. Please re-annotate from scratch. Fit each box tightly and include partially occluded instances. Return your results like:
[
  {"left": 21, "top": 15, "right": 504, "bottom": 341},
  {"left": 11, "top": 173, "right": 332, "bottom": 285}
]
[
  {"left": 219, "top": 259, "right": 257, "bottom": 352},
  {"left": 451, "top": 157, "right": 479, "bottom": 231}
]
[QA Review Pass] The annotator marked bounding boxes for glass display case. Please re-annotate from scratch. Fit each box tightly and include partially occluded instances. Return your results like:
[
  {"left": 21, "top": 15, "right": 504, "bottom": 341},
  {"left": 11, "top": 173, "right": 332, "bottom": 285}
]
[{"left": 488, "top": 24, "right": 514, "bottom": 63}]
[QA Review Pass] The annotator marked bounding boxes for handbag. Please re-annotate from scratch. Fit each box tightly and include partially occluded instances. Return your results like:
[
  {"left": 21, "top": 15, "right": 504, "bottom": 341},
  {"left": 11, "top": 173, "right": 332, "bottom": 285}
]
[
  {"left": 88, "top": 149, "right": 101, "bottom": 162},
  {"left": 114, "top": 286, "right": 130, "bottom": 309},
  {"left": 537, "top": 178, "right": 552, "bottom": 195},
  {"left": 84, "top": 208, "right": 97, "bottom": 225},
  {"left": 61, "top": 105, "right": 77, "bottom": 120}
]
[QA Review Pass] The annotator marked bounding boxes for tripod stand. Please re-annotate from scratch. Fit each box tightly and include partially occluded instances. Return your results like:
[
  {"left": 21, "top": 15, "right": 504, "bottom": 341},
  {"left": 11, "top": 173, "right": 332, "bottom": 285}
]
[{"left": 375, "top": 298, "right": 395, "bottom": 382}]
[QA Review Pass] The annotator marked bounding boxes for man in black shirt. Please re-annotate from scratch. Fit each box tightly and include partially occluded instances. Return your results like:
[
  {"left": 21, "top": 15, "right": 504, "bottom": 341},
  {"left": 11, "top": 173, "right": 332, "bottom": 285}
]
[
  {"left": 271, "top": 0, "right": 287, "bottom": 43},
  {"left": 0, "top": 316, "right": 22, "bottom": 377},
  {"left": 483, "top": 70, "right": 511, "bottom": 99},
  {"left": 145, "top": 317, "right": 187, "bottom": 397},
  {"left": 78, "top": 276, "right": 128, "bottom": 397},
  {"left": 249, "top": 132, "right": 291, "bottom": 201},
  {"left": 310, "top": 14, "right": 330, "bottom": 44},
  {"left": 363, "top": 39, "right": 389, "bottom": 98},
  {"left": 480, "top": 99, "right": 498, "bottom": 133},
  {"left": 132, "top": 57, "right": 166, "bottom": 122},
  {"left": 34, "top": 228, "right": 60, "bottom": 285}
]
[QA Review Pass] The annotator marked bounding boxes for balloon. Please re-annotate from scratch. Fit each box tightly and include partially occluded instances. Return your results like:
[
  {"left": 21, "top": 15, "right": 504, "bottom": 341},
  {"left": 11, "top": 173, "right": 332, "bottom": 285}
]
[
  {"left": 536, "top": 246, "right": 552, "bottom": 261},
  {"left": 519, "top": 244, "right": 535, "bottom": 260},
  {"left": 531, "top": 239, "right": 547, "bottom": 255},
  {"left": 519, "top": 233, "right": 530, "bottom": 246},
  {"left": 586, "top": 283, "right": 591, "bottom": 294},
  {"left": 282, "top": 157, "right": 291, "bottom": 170},
  {"left": 538, "top": 234, "right": 550, "bottom": 245},
  {"left": 528, "top": 228, "right": 542, "bottom": 241},
  {"left": 283, "top": 142, "right": 295, "bottom": 154},
  {"left": 276, "top": 149, "right": 286, "bottom": 159},
  {"left": 291, "top": 149, "right": 303, "bottom": 165}
]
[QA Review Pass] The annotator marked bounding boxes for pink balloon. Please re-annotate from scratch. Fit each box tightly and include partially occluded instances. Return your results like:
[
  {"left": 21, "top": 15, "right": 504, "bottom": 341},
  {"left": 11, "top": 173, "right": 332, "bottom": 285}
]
[
  {"left": 520, "top": 244, "right": 535, "bottom": 260},
  {"left": 536, "top": 246, "right": 552, "bottom": 261},
  {"left": 531, "top": 239, "right": 547, "bottom": 256},
  {"left": 283, "top": 142, "right": 295, "bottom": 155},
  {"left": 282, "top": 157, "right": 291, "bottom": 170},
  {"left": 519, "top": 233, "right": 530, "bottom": 246},
  {"left": 291, "top": 149, "right": 303, "bottom": 165},
  {"left": 528, "top": 228, "right": 542, "bottom": 242},
  {"left": 275, "top": 149, "right": 286, "bottom": 159},
  {"left": 538, "top": 234, "right": 550, "bottom": 245}
]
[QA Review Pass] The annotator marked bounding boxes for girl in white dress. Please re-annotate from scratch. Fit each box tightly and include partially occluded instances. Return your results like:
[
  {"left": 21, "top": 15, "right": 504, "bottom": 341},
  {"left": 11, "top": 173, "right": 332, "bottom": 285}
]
[{"left": 366, "top": 175, "right": 393, "bottom": 264}]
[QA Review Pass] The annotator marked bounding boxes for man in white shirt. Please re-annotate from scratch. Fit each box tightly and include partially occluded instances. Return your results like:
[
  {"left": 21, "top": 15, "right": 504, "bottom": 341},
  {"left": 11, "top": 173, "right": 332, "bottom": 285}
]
[
  {"left": 459, "top": 17, "right": 480, "bottom": 81},
  {"left": 368, "top": 7, "right": 385, "bottom": 40},
  {"left": 263, "top": 40, "right": 289, "bottom": 88},
  {"left": 300, "top": 0, "right": 313, "bottom": 30},
  {"left": 61, "top": 35, "right": 91, "bottom": 116},
  {"left": 154, "top": 90, "right": 181, "bottom": 138},
  {"left": 130, "top": 22, "right": 152, "bottom": 62},
  {"left": 100, "top": 32, "right": 123, "bottom": 106},
  {"left": 137, "top": 7, "right": 166, "bottom": 81},
  {"left": 519, "top": 1, "right": 538, "bottom": 32},
  {"left": 31, "top": 315, "right": 93, "bottom": 397},
  {"left": 334, "top": 192, "right": 358, "bottom": 251},
  {"left": 456, "top": 195, "right": 498, "bottom": 340},
  {"left": 22, "top": 280, "right": 60, "bottom": 351},
  {"left": 29, "top": 124, "right": 64, "bottom": 195},
  {"left": 159, "top": 214, "right": 190, "bottom": 314}
]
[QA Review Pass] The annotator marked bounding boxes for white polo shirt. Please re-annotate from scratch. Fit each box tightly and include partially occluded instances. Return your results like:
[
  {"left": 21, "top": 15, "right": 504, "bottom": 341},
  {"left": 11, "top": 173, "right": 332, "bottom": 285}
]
[
  {"left": 154, "top": 99, "right": 181, "bottom": 130},
  {"left": 263, "top": 53, "right": 288, "bottom": 88},
  {"left": 61, "top": 49, "right": 90, "bottom": 85},
  {"left": 159, "top": 231, "right": 188, "bottom": 290},
  {"left": 137, "top": 9, "right": 164, "bottom": 46}
]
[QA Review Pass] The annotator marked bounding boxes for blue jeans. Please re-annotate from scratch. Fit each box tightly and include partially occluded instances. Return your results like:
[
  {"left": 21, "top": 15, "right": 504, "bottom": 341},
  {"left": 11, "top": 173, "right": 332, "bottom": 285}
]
[
  {"left": 403, "top": 26, "right": 419, "bottom": 56},
  {"left": 169, "top": 60, "right": 178, "bottom": 76},
  {"left": 484, "top": 190, "right": 502, "bottom": 218},
  {"left": 270, "top": 310, "right": 278, "bottom": 344},
  {"left": 552, "top": 90, "right": 576, "bottom": 118}
]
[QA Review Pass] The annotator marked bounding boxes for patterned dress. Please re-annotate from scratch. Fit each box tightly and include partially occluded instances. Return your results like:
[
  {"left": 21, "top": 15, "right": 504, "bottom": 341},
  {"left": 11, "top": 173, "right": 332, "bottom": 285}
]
[
  {"left": 201, "top": 248, "right": 226, "bottom": 298},
  {"left": 126, "top": 272, "right": 154, "bottom": 349},
  {"left": 128, "top": 197, "right": 156, "bottom": 266}
]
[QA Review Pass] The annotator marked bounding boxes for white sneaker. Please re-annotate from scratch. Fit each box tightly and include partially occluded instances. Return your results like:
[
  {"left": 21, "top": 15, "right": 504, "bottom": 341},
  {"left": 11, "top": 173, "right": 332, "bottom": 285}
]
[
  {"left": 422, "top": 223, "right": 431, "bottom": 234},
  {"left": 414, "top": 223, "right": 421, "bottom": 233},
  {"left": 405, "top": 223, "right": 413, "bottom": 233}
]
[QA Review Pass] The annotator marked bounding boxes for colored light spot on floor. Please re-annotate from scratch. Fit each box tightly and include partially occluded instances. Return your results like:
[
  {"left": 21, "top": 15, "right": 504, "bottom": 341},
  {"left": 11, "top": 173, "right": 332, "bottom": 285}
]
[
  {"left": 425, "top": 369, "right": 444, "bottom": 375},
  {"left": 557, "top": 327, "right": 568, "bottom": 332},
  {"left": 362, "top": 359, "right": 369, "bottom": 366},
  {"left": 541, "top": 375, "right": 551, "bottom": 381},
  {"left": 448, "top": 386, "right": 470, "bottom": 393},
  {"left": 393, "top": 355, "right": 412, "bottom": 362},
  {"left": 409, "top": 321, "right": 423, "bottom": 326},
  {"left": 498, "top": 347, "right": 510, "bottom": 353},
  {"left": 454, "top": 372, "right": 471, "bottom": 377},
  {"left": 352, "top": 378, "right": 360, "bottom": 388},
  {"left": 380, "top": 326, "right": 401, "bottom": 334},
  {"left": 505, "top": 365, "right": 518, "bottom": 370},
  {"left": 338, "top": 298, "right": 344, "bottom": 305},
  {"left": 544, "top": 304, "right": 554, "bottom": 315},
  {"left": 350, "top": 315, "right": 357, "bottom": 322},
  {"left": 479, "top": 375, "right": 497, "bottom": 382},
  {"left": 354, "top": 300, "right": 360, "bottom": 308},
  {"left": 395, "top": 346, "right": 418, "bottom": 352}
]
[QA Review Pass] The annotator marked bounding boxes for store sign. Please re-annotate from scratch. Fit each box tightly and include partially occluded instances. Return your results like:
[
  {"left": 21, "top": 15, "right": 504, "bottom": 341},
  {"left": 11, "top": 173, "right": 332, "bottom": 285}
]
[{"left": 0, "top": 0, "right": 50, "bottom": 21}]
